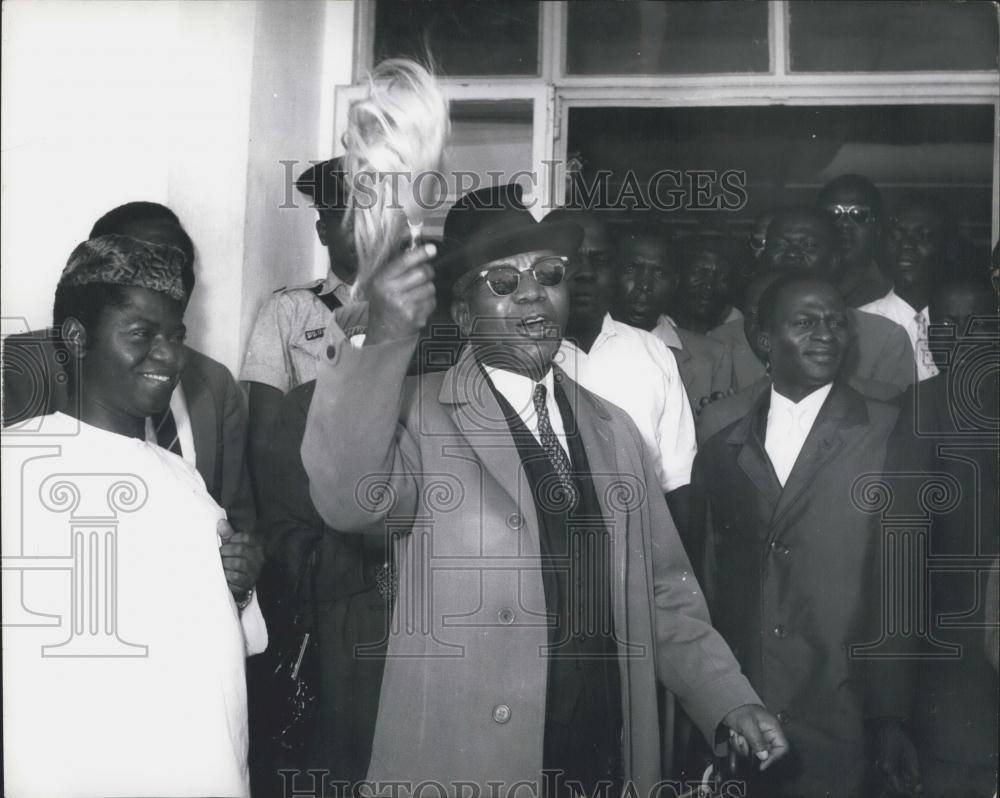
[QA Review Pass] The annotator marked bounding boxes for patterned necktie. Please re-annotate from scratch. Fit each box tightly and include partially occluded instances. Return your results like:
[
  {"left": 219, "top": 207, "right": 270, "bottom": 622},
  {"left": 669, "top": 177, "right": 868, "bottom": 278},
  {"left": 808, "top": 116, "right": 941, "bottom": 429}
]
[
  {"left": 914, "top": 310, "right": 934, "bottom": 375},
  {"left": 152, "top": 407, "right": 183, "bottom": 457},
  {"left": 532, "top": 383, "right": 578, "bottom": 509}
]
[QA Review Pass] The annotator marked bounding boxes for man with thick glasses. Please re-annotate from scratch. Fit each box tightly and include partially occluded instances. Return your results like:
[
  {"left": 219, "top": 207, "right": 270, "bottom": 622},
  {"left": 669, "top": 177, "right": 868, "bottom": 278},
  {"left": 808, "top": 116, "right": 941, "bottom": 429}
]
[
  {"left": 817, "top": 174, "right": 891, "bottom": 307},
  {"left": 299, "top": 184, "right": 788, "bottom": 797}
]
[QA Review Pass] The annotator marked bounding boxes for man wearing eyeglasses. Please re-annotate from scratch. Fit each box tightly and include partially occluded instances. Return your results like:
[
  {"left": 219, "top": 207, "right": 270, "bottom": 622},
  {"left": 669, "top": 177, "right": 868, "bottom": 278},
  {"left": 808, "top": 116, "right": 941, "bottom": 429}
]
[
  {"left": 299, "top": 184, "right": 788, "bottom": 797},
  {"left": 817, "top": 174, "right": 891, "bottom": 308}
]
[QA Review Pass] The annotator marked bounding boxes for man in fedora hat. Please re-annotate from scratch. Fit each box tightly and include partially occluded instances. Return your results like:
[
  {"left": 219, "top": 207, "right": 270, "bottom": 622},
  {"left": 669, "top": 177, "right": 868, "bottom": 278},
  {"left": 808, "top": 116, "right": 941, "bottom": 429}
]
[{"left": 300, "top": 184, "right": 788, "bottom": 797}]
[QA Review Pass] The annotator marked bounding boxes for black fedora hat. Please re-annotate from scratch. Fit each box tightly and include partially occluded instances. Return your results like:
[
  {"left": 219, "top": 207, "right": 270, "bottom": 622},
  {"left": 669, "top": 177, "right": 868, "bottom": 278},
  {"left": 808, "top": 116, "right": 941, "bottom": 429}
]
[{"left": 438, "top": 184, "right": 582, "bottom": 291}]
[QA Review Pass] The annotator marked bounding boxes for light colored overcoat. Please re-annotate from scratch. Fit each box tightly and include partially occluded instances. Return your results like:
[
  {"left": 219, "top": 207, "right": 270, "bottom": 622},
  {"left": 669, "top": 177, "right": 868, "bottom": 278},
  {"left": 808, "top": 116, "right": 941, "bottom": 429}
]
[{"left": 302, "top": 328, "right": 760, "bottom": 797}]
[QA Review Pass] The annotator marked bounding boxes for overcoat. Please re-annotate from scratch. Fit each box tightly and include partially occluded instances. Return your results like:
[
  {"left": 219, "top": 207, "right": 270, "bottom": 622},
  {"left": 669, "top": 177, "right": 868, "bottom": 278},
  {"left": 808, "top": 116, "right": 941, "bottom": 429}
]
[
  {"left": 301, "top": 327, "right": 760, "bottom": 797},
  {"left": 693, "top": 382, "right": 899, "bottom": 797}
]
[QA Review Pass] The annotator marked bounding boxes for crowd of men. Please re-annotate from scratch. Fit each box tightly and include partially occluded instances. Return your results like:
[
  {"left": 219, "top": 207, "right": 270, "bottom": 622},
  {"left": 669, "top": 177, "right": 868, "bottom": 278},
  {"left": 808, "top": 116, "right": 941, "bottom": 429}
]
[{"left": 1, "top": 159, "right": 997, "bottom": 798}]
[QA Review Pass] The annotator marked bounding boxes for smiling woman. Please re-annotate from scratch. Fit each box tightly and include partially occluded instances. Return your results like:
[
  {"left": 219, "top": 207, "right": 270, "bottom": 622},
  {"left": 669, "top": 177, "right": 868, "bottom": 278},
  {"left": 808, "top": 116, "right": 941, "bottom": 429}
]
[
  {"left": 53, "top": 236, "right": 190, "bottom": 439},
  {"left": 2, "top": 233, "right": 267, "bottom": 798}
]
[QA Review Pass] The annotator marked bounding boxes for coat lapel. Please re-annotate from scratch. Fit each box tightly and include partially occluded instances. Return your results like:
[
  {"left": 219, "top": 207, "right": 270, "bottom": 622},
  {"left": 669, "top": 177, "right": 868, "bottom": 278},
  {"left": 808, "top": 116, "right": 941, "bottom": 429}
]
[
  {"left": 728, "top": 391, "right": 782, "bottom": 511},
  {"left": 438, "top": 347, "right": 528, "bottom": 507},
  {"left": 180, "top": 352, "right": 218, "bottom": 495},
  {"left": 770, "top": 383, "right": 867, "bottom": 528}
]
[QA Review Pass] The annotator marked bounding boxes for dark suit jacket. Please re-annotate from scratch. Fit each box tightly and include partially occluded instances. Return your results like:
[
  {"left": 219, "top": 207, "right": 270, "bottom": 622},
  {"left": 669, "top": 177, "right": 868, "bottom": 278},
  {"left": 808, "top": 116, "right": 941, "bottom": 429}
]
[
  {"left": 694, "top": 382, "right": 899, "bottom": 798},
  {"left": 708, "top": 309, "right": 915, "bottom": 395},
  {"left": 1, "top": 330, "right": 256, "bottom": 533},
  {"left": 253, "top": 380, "right": 387, "bottom": 789},
  {"left": 883, "top": 372, "right": 999, "bottom": 795}
]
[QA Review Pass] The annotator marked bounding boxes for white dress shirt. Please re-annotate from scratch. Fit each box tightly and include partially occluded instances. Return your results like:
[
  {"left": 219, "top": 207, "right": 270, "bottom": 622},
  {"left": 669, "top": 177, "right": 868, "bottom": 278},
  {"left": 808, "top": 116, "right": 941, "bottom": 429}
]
[
  {"left": 483, "top": 365, "right": 569, "bottom": 457},
  {"left": 859, "top": 289, "right": 939, "bottom": 381},
  {"left": 144, "top": 383, "right": 197, "bottom": 467},
  {"left": 764, "top": 383, "right": 833, "bottom": 486},
  {"left": 557, "top": 314, "right": 697, "bottom": 492}
]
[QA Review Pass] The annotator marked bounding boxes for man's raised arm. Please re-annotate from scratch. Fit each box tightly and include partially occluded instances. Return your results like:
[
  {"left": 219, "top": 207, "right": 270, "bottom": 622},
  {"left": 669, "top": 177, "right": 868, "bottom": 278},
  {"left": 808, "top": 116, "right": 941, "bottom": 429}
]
[{"left": 301, "top": 244, "right": 438, "bottom": 531}]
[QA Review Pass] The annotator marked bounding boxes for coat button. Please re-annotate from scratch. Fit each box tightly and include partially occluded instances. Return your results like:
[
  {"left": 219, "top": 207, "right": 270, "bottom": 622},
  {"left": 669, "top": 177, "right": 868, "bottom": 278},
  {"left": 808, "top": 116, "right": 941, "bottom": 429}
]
[
  {"left": 506, "top": 513, "right": 524, "bottom": 530},
  {"left": 773, "top": 625, "right": 788, "bottom": 638},
  {"left": 498, "top": 607, "right": 515, "bottom": 625},
  {"left": 776, "top": 711, "right": 789, "bottom": 724},
  {"left": 325, "top": 344, "right": 336, "bottom": 360},
  {"left": 492, "top": 704, "right": 511, "bottom": 724}
]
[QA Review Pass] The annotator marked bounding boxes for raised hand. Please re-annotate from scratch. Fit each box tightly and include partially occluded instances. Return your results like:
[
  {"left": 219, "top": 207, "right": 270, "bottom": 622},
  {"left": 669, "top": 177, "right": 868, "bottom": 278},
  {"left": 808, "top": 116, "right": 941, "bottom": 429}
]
[{"left": 365, "top": 243, "right": 438, "bottom": 345}]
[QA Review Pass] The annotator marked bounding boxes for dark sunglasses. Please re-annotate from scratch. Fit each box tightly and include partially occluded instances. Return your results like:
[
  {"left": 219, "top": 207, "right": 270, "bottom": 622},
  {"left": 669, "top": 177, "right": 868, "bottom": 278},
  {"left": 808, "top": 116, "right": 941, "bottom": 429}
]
[
  {"left": 826, "top": 204, "right": 874, "bottom": 225},
  {"left": 474, "top": 256, "right": 567, "bottom": 297}
]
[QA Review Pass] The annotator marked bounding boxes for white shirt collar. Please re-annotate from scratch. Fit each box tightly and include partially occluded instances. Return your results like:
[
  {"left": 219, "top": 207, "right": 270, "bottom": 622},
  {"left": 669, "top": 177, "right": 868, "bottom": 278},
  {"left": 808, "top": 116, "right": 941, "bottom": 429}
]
[
  {"left": 884, "top": 288, "right": 930, "bottom": 319},
  {"left": 320, "top": 270, "right": 353, "bottom": 300},
  {"left": 653, "top": 315, "right": 683, "bottom": 350},
  {"left": 769, "top": 382, "right": 833, "bottom": 420},
  {"left": 593, "top": 313, "right": 618, "bottom": 346},
  {"left": 483, "top": 365, "right": 554, "bottom": 409}
]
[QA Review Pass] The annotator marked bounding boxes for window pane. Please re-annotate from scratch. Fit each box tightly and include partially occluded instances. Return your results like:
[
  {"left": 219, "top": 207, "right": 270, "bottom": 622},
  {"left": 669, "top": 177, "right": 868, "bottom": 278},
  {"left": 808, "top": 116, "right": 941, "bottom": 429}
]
[
  {"left": 565, "top": 105, "right": 994, "bottom": 257},
  {"left": 790, "top": 1, "right": 999, "bottom": 72},
  {"left": 566, "top": 1, "right": 768, "bottom": 75},
  {"left": 422, "top": 101, "right": 536, "bottom": 239},
  {"left": 373, "top": 0, "right": 539, "bottom": 76}
]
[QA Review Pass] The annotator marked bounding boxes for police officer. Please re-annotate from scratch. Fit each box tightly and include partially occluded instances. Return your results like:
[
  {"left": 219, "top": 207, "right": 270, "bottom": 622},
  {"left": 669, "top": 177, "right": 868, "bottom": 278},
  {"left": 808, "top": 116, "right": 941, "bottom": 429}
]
[{"left": 240, "top": 157, "right": 360, "bottom": 496}]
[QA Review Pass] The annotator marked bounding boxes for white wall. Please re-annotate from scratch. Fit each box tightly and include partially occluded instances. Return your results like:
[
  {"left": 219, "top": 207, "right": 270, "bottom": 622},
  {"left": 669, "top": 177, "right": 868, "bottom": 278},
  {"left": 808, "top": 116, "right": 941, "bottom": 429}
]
[
  {"left": 1, "top": 0, "right": 178, "bottom": 335},
  {"left": 239, "top": 0, "right": 355, "bottom": 364},
  {"left": 1, "top": 0, "right": 356, "bottom": 375}
]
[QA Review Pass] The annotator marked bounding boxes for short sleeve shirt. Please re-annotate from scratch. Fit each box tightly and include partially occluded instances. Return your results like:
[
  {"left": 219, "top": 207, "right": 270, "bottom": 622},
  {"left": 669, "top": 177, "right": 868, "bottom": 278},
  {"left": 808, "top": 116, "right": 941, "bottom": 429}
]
[{"left": 240, "top": 273, "right": 352, "bottom": 394}]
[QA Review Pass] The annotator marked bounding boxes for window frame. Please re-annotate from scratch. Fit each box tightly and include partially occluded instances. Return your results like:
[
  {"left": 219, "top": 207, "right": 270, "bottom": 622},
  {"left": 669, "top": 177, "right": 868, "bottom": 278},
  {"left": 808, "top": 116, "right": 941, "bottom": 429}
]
[{"left": 350, "top": 0, "right": 1000, "bottom": 240}]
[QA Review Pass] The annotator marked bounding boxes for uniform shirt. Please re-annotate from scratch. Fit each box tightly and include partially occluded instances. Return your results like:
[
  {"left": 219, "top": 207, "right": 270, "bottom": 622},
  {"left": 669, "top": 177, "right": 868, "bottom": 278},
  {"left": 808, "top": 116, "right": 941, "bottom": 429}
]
[
  {"left": 764, "top": 383, "right": 833, "bottom": 486},
  {"left": 557, "top": 314, "right": 696, "bottom": 492},
  {"left": 240, "top": 271, "right": 352, "bottom": 393},
  {"left": 483, "top": 365, "right": 568, "bottom": 457},
  {"left": 2, "top": 413, "right": 266, "bottom": 798},
  {"left": 859, "top": 289, "right": 939, "bottom": 382}
]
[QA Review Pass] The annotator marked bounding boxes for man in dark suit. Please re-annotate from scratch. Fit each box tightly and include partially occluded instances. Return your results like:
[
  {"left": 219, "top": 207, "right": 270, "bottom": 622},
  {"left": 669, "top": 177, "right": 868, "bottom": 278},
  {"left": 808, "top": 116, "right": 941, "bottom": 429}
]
[
  {"left": 693, "top": 272, "right": 914, "bottom": 797},
  {"left": 699, "top": 268, "right": 904, "bottom": 443},
  {"left": 299, "top": 184, "right": 788, "bottom": 797},
  {"left": 883, "top": 275, "right": 998, "bottom": 797},
  {"left": 1, "top": 202, "right": 255, "bottom": 534}
]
